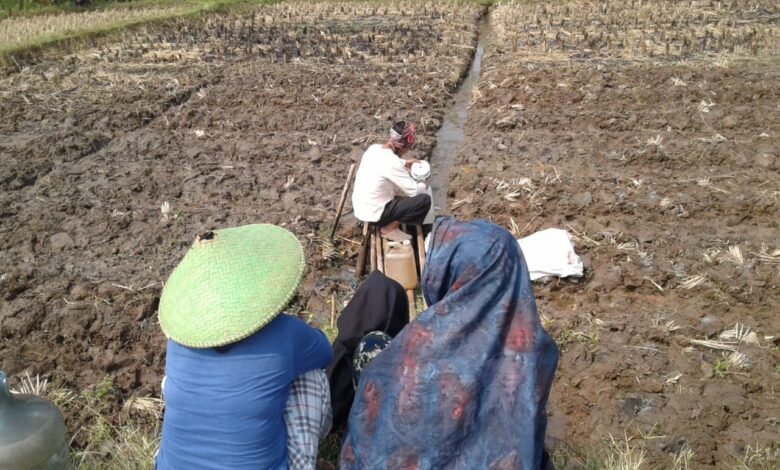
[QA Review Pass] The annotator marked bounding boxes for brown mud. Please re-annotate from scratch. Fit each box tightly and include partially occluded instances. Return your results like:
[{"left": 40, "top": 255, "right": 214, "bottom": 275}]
[
  {"left": 2, "top": 0, "right": 779, "bottom": 466},
  {"left": 448, "top": 1, "right": 780, "bottom": 467},
  {"left": 0, "top": 1, "right": 481, "bottom": 448}
]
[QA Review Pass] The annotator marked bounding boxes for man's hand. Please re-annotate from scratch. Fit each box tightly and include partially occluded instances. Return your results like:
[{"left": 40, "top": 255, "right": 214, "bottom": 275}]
[{"left": 404, "top": 159, "right": 420, "bottom": 169}]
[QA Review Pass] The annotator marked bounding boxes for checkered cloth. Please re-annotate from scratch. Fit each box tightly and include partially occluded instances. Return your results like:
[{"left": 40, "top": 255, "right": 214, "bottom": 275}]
[{"left": 284, "top": 369, "right": 332, "bottom": 470}]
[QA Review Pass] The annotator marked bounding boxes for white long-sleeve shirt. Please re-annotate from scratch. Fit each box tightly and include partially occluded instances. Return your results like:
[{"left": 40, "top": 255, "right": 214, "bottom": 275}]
[{"left": 351, "top": 144, "right": 427, "bottom": 222}]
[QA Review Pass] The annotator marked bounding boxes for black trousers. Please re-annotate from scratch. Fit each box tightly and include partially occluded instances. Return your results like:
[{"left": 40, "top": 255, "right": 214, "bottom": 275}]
[{"left": 377, "top": 194, "right": 431, "bottom": 226}]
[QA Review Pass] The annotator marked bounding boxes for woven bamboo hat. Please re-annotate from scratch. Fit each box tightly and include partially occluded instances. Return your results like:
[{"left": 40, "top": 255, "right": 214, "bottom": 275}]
[{"left": 159, "top": 224, "right": 304, "bottom": 348}]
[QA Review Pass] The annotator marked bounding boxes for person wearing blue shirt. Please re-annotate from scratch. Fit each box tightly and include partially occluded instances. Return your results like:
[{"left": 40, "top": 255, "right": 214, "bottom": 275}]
[{"left": 154, "top": 224, "right": 333, "bottom": 469}]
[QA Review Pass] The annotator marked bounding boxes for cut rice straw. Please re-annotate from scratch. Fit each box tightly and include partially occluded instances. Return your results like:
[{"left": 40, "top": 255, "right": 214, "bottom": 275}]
[
  {"left": 509, "top": 217, "right": 521, "bottom": 238},
  {"left": 678, "top": 275, "right": 706, "bottom": 289},
  {"left": 9, "top": 372, "right": 49, "bottom": 396},
  {"left": 751, "top": 251, "right": 780, "bottom": 264},
  {"left": 726, "top": 351, "right": 750, "bottom": 370},
  {"left": 689, "top": 323, "right": 761, "bottom": 351},
  {"left": 645, "top": 277, "right": 664, "bottom": 292},
  {"left": 689, "top": 339, "right": 738, "bottom": 352},
  {"left": 719, "top": 323, "right": 760, "bottom": 345},
  {"left": 565, "top": 223, "right": 600, "bottom": 247},
  {"left": 124, "top": 396, "right": 164, "bottom": 420},
  {"left": 723, "top": 245, "right": 744, "bottom": 266}
]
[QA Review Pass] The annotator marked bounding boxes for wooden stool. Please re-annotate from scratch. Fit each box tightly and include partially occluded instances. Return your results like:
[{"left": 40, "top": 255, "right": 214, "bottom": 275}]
[
  {"left": 355, "top": 223, "right": 387, "bottom": 276},
  {"left": 415, "top": 224, "right": 426, "bottom": 275},
  {"left": 412, "top": 224, "right": 427, "bottom": 311},
  {"left": 373, "top": 226, "right": 385, "bottom": 273},
  {"left": 355, "top": 223, "right": 371, "bottom": 278},
  {"left": 354, "top": 223, "right": 427, "bottom": 314}
]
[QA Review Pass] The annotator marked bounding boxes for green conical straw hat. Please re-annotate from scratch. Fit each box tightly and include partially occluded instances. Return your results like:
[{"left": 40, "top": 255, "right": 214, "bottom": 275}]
[{"left": 159, "top": 224, "right": 304, "bottom": 348}]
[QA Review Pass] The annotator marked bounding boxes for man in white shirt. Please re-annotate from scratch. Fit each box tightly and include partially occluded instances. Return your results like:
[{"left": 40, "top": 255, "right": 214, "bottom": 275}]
[{"left": 351, "top": 121, "right": 432, "bottom": 241}]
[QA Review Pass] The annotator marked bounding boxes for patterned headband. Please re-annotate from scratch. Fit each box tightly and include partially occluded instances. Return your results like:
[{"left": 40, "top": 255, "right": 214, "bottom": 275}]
[{"left": 389, "top": 121, "right": 416, "bottom": 149}]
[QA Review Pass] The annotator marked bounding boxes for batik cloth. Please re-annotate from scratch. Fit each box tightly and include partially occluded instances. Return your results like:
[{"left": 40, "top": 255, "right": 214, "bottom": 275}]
[
  {"left": 284, "top": 369, "right": 332, "bottom": 470},
  {"left": 352, "top": 331, "right": 392, "bottom": 387},
  {"left": 340, "top": 217, "right": 559, "bottom": 469}
]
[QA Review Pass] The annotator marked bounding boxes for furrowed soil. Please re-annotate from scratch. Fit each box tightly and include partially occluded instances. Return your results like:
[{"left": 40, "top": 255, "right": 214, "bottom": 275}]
[
  {"left": 2, "top": 0, "right": 779, "bottom": 467},
  {"left": 0, "top": 0, "right": 481, "bottom": 449},
  {"left": 448, "top": 0, "right": 780, "bottom": 467}
]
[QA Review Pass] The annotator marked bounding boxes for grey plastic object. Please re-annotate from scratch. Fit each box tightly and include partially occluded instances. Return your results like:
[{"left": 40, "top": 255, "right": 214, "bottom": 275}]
[{"left": 0, "top": 371, "right": 72, "bottom": 470}]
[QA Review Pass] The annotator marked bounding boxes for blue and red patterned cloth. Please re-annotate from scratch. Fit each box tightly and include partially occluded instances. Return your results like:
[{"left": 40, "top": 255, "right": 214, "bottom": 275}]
[{"left": 341, "top": 217, "right": 559, "bottom": 469}]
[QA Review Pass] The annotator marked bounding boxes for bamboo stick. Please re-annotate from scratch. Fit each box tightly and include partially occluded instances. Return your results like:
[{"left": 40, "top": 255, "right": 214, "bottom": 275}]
[
  {"left": 370, "top": 229, "right": 377, "bottom": 272},
  {"left": 407, "top": 289, "right": 416, "bottom": 319},
  {"left": 330, "top": 292, "right": 336, "bottom": 329},
  {"left": 415, "top": 225, "right": 426, "bottom": 274},
  {"left": 356, "top": 223, "right": 370, "bottom": 278},
  {"left": 416, "top": 225, "right": 428, "bottom": 310},
  {"left": 376, "top": 230, "right": 385, "bottom": 273},
  {"left": 329, "top": 163, "right": 356, "bottom": 240}
]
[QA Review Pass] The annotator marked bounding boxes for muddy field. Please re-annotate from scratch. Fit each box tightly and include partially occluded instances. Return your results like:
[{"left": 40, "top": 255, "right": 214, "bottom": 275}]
[
  {"left": 448, "top": 0, "right": 780, "bottom": 467},
  {"left": 0, "top": 0, "right": 480, "bottom": 448},
  {"left": 1, "top": 0, "right": 779, "bottom": 467}
]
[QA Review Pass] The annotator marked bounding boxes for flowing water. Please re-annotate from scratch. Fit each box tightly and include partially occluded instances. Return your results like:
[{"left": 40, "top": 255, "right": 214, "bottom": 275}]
[{"left": 429, "top": 16, "right": 489, "bottom": 214}]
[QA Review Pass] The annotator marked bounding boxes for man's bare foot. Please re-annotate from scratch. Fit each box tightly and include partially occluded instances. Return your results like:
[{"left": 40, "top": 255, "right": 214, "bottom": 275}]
[
  {"left": 380, "top": 221, "right": 400, "bottom": 236},
  {"left": 380, "top": 227, "right": 412, "bottom": 241}
]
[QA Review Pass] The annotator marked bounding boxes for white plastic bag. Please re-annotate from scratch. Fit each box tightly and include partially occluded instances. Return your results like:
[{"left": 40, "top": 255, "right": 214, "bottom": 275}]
[{"left": 517, "top": 228, "right": 583, "bottom": 281}]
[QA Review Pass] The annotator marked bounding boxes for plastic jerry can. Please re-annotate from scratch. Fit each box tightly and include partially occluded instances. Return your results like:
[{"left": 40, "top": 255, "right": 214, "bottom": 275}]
[
  {"left": 384, "top": 240, "right": 418, "bottom": 290},
  {"left": 0, "top": 371, "right": 72, "bottom": 469}
]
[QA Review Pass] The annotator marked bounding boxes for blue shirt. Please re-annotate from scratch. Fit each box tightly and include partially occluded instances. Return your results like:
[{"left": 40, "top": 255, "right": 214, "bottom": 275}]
[{"left": 156, "top": 314, "right": 332, "bottom": 470}]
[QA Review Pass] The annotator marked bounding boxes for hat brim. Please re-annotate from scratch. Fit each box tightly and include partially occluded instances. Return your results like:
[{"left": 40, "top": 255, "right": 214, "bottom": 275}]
[{"left": 159, "top": 224, "right": 305, "bottom": 348}]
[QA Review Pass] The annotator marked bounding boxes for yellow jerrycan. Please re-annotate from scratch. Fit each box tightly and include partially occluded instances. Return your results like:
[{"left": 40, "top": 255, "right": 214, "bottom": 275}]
[{"left": 384, "top": 240, "right": 418, "bottom": 290}]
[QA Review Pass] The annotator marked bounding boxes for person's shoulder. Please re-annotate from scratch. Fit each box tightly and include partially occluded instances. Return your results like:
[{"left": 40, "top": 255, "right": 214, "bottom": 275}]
[
  {"left": 234, "top": 314, "right": 304, "bottom": 343},
  {"left": 273, "top": 313, "right": 315, "bottom": 331},
  {"left": 273, "top": 314, "right": 327, "bottom": 346},
  {"left": 373, "top": 147, "right": 404, "bottom": 168},
  {"left": 236, "top": 314, "right": 313, "bottom": 349},
  {"left": 365, "top": 144, "right": 395, "bottom": 157},
  {"left": 267, "top": 313, "right": 300, "bottom": 327}
]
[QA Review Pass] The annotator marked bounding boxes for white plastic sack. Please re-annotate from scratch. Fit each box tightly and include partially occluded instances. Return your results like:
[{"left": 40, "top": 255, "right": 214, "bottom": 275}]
[{"left": 517, "top": 228, "right": 583, "bottom": 281}]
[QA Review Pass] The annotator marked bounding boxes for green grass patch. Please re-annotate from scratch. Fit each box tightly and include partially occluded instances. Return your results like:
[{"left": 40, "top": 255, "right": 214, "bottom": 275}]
[
  {"left": 8, "top": 373, "right": 162, "bottom": 469},
  {"left": 550, "top": 437, "right": 646, "bottom": 470},
  {"left": 2, "top": 0, "right": 145, "bottom": 20},
  {"left": 318, "top": 433, "right": 341, "bottom": 467},
  {"left": 0, "top": 0, "right": 228, "bottom": 18},
  {"left": 0, "top": 0, "right": 262, "bottom": 66}
]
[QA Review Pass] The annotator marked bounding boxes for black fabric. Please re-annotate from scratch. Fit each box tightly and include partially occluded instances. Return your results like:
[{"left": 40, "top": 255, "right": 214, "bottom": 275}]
[
  {"left": 376, "top": 194, "right": 431, "bottom": 226},
  {"left": 325, "top": 271, "right": 409, "bottom": 431}
]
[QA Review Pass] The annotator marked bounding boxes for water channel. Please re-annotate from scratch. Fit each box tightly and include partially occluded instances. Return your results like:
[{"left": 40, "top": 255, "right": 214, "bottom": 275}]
[{"left": 429, "top": 15, "right": 489, "bottom": 215}]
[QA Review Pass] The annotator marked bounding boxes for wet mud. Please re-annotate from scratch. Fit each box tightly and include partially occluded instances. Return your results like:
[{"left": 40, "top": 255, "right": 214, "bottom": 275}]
[
  {"left": 2, "top": 0, "right": 779, "bottom": 466},
  {"left": 448, "top": 1, "right": 780, "bottom": 467},
  {"left": 0, "top": 2, "right": 481, "bottom": 447}
]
